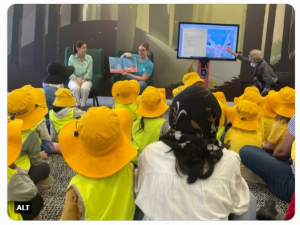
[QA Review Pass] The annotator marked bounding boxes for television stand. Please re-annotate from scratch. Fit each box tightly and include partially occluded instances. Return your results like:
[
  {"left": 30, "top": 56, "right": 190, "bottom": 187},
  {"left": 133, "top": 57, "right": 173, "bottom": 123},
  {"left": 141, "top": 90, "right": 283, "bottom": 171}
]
[{"left": 197, "top": 57, "right": 210, "bottom": 88}]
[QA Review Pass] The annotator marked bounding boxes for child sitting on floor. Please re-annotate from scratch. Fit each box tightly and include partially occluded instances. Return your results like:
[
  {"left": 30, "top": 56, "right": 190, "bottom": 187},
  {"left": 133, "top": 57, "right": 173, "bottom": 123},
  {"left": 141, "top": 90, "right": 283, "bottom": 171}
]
[
  {"left": 262, "top": 87, "right": 295, "bottom": 154},
  {"left": 132, "top": 86, "right": 170, "bottom": 165},
  {"left": 7, "top": 88, "right": 54, "bottom": 189},
  {"left": 112, "top": 79, "right": 140, "bottom": 120},
  {"left": 224, "top": 99, "right": 262, "bottom": 154},
  {"left": 7, "top": 117, "right": 44, "bottom": 220},
  {"left": 59, "top": 107, "right": 137, "bottom": 220},
  {"left": 49, "top": 88, "right": 86, "bottom": 142}
]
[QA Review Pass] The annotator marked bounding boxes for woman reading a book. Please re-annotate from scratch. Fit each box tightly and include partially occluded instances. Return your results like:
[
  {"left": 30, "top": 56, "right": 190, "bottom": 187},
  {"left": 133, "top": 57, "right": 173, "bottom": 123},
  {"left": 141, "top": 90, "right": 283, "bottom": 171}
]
[
  {"left": 68, "top": 40, "right": 93, "bottom": 111},
  {"left": 120, "top": 43, "right": 154, "bottom": 94}
]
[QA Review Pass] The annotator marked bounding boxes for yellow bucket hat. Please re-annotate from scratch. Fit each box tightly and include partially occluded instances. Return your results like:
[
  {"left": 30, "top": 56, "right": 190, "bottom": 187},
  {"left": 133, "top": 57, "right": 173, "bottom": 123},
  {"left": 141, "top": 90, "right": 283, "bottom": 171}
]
[
  {"left": 157, "top": 88, "right": 166, "bottom": 97},
  {"left": 7, "top": 117, "right": 23, "bottom": 166},
  {"left": 21, "top": 85, "right": 47, "bottom": 106},
  {"left": 260, "top": 90, "right": 277, "bottom": 118},
  {"left": 234, "top": 90, "right": 262, "bottom": 106},
  {"left": 21, "top": 84, "right": 34, "bottom": 91},
  {"left": 213, "top": 91, "right": 227, "bottom": 108},
  {"left": 59, "top": 106, "right": 137, "bottom": 178},
  {"left": 267, "top": 86, "right": 295, "bottom": 118},
  {"left": 225, "top": 100, "right": 260, "bottom": 131},
  {"left": 112, "top": 80, "right": 140, "bottom": 104},
  {"left": 182, "top": 72, "right": 206, "bottom": 88},
  {"left": 8, "top": 88, "right": 48, "bottom": 131},
  {"left": 52, "top": 88, "right": 76, "bottom": 107},
  {"left": 136, "top": 95, "right": 142, "bottom": 108},
  {"left": 136, "top": 86, "right": 169, "bottom": 118},
  {"left": 244, "top": 86, "right": 260, "bottom": 95},
  {"left": 172, "top": 85, "right": 184, "bottom": 97},
  {"left": 217, "top": 100, "right": 225, "bottom": 127}
]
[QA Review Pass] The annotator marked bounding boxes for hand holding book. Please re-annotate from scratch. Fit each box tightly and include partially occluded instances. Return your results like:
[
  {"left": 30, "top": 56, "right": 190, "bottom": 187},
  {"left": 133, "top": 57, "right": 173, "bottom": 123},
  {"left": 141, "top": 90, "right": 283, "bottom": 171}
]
[{"left": 109, "top": 56, "right": 138, "bottom": 73}]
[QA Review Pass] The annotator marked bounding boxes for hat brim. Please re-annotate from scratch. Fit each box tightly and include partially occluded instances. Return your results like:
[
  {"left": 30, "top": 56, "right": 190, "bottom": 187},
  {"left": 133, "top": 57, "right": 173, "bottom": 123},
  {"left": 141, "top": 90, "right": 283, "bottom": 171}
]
[
  {"left": 185, "top": 79, "right": 206, "bottom": 88},
  {"left": 30, "top": 88, "right": 47, "bottom": 106},
  {"left": 136, "top": 93, "right": 169, "bottom": 118},
  {"left": 43, "top": 66, "right": 74, "bottom": 84},
  {"left": 267, "top": 93, "right": 294, "bottom": 118},
  {"left": 59, "top": 109, "right": 137, "bottom": 178},
  {"left": 18, "top": 107, "right": 48, "bottom": 131},
  {"left": 226, "top": 106, "right": 259, "bottom": 131},
  {"left": 112, "top": 80, "right": 140, "bottom": 104},
  {"left": 53, "top": 98, "right": 76, "bottom": 107},
  {"left": 260, "top": 97, "right": 276, "bottom": 118},
  {"left": 7, "top": 118, "right": 23, "bottom": 166},
  {"left": 233, "top": 97, "right": 240, "bottom": 105},
  {"left": 17, "top": 89, "right": 48, "bottom": 131}
]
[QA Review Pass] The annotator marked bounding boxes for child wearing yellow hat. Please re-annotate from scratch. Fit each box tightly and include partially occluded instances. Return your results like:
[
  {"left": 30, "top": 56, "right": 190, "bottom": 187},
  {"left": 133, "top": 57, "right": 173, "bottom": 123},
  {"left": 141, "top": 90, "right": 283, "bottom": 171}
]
[
  {"left": 49, "top": 88, "right": 86, "bottom": 142},
  {"left": 182, "top": 72, "right": 206, "bottom": 89},
  {"left": 59, "top": 106, "right": 137, "bottom": 220},
  {"left": 132, "top": 86, "right": 170, "bottom": 165},
  {"left": 233, "top": 86, "right": 260, "bottom": 105},
  {"left": 8, "top": 87, "right": 54, "bottom": 189},
  {"left": 234, "top": 89, "right": 265, "bottom": 144},
  {"left": 259, "top": 90, "right": 277, "bottom": 143},
  {"left": 172, "top": 84, "right": 185, "bottom": 98},
  {"left": 262, "top": 87, "right": 295, "bottom": 153},
  {"left": 17, "top": 85, "right": 61, "bottom": 159},
  {"left": 112, "top": 80, "right": 140, "bottom": 120},
  {"left": 7, "top": 117, "right": 44, "bottom": 220},
  {"left": 224, "top": 100, "right": 262, "bottom": 154},
  {"left": 172, "top": 72, "right": 205, "bottom": 98}
]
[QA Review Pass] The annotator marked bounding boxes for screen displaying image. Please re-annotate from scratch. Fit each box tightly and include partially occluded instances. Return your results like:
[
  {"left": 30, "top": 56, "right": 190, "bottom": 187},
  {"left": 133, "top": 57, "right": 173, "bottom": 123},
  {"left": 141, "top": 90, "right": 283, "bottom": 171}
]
[{"left": 177, "top": 22, "right": 239, "bottom": 61}]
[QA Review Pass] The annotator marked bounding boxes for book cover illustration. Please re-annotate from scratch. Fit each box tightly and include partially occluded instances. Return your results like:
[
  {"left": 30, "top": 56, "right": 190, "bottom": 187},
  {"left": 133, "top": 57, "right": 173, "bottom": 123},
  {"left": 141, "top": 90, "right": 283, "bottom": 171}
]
[{"left": 109, "top": 57, "right": 138, "bottom": 73}]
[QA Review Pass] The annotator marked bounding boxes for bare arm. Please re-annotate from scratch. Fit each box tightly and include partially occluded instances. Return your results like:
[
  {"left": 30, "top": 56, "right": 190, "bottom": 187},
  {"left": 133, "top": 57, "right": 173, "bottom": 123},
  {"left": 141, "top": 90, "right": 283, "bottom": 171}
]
[
  {"left": 60, "top": 186, "right": 82, "bottom": 220},
  {"left": 121, "top": 72, "right": 150, "bottom": 81},
  {"left": 272, "top": 130, "right": 294, "bottom": 161},
  {"left": 120, "top": 52, "right": 133, "bottom": 58},
  {"left": 226, "top": 46, "right": 238, "bottom": 57},
  {"left": 262, "top": 141, "right": 276, "bottom": 150}
]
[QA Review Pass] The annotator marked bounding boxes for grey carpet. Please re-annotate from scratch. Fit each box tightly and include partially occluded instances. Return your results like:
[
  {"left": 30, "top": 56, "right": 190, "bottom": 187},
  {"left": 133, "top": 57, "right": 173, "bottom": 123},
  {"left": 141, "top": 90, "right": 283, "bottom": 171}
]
[{"left": 38, "top": 154, "right": 289, "bottom": 220}]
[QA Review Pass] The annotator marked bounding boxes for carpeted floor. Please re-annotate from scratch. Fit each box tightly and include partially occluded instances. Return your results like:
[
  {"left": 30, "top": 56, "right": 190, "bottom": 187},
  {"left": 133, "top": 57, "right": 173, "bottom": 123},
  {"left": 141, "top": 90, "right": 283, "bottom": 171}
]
[{"left": 38, "top": 154, "right": 289, "bottom": 220}]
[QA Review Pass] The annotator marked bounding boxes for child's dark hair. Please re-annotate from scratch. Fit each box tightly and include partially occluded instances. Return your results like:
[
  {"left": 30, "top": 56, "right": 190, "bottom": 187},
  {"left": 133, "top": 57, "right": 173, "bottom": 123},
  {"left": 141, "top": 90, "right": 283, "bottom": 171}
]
[
  {"left": 171, "top": 134, "right": 223, "bottom": 184},
  {"left": 136, "top": 117, "right": 145, "bottom": 134},
  {"left": 53, "top": 106, "right": 64, "bottom": 113},
  {"left": 276, "top": 114, "right": 290, "bottom": 124},
  {"left": 72, "top": 40, "right": 86, "bottom": 55}
]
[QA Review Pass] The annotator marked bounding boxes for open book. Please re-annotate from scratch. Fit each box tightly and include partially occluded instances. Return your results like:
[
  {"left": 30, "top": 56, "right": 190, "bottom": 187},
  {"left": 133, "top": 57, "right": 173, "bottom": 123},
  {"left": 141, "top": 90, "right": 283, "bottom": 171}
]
[{"left": 109, "top": 57, "right": 138, "bottom": 73}]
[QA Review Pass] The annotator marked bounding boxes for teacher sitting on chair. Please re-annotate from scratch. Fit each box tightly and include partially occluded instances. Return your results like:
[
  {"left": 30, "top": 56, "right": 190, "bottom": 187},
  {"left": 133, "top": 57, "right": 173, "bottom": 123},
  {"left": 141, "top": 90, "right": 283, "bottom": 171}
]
[
  {"left": 68, "top": 40, "right": 93, "bottom": 111},
  {"left": 120, "top": 43, "right": 154, "bottom": 94}
]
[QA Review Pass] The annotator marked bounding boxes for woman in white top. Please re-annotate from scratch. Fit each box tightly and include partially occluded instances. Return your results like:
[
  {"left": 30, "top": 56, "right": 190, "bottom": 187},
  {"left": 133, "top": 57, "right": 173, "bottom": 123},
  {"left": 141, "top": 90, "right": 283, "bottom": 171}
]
[{"left": 134, "top": 85, "right": 257, "bottom": 220}]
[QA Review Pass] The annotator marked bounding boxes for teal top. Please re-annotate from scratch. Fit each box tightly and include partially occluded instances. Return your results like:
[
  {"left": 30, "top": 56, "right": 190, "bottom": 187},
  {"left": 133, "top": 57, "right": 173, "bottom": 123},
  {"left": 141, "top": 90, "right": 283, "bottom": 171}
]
[
  {"left": 68, "top": 53, "right": 93, "bottom": 80},
  {"left": 126, "top": 54, "right": 153, "bottom": 79}
]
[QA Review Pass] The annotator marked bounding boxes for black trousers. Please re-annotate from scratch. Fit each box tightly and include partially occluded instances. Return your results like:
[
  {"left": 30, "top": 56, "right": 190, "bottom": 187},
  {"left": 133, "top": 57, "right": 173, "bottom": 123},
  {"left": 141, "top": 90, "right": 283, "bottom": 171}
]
[
  {"left": 20, "top": 193, "right": 44, "bottom": 220},
  {"left": 28, "top": 162, "right": 50, "bottom": 184}
]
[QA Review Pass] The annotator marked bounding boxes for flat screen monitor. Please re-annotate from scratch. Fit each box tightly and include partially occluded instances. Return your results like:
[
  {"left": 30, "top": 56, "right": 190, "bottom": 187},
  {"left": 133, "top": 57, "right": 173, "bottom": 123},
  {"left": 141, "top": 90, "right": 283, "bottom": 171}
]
[{"left": 177, "top": 22, "right": 240, "bottom": 61}]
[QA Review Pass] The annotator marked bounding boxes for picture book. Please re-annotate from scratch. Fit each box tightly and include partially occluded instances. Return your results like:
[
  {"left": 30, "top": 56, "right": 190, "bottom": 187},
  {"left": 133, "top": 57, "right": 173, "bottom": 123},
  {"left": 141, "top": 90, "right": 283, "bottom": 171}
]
[{"left": 109, "top": 57, "right": 138, "bottom": 73}]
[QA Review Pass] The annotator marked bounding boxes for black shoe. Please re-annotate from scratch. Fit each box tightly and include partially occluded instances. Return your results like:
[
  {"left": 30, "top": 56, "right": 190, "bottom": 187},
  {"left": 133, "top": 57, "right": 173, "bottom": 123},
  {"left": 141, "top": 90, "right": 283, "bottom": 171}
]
[{"left": 256, "top": 199, "right": 278, "bottom": 220}]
